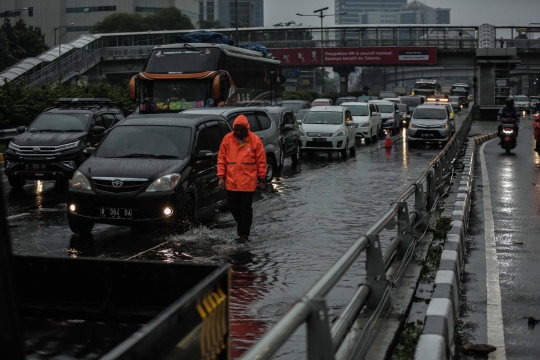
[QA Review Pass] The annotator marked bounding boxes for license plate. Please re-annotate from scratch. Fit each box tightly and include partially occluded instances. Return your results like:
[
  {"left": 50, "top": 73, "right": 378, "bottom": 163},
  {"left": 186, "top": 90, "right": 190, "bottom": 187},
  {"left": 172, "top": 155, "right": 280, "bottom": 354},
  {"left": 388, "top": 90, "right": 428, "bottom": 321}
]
[
  {"left": 100, "top": 208, "right": 132, "bottom": 220},
  {"left": 25, "top": 163, "right": 47, "bottom": 170},
  {"left": 313, "top": 138, "right": 327, "bottom": 142},
  {"left": 422, "top": 133, "right": 434, "bottom": 138}
]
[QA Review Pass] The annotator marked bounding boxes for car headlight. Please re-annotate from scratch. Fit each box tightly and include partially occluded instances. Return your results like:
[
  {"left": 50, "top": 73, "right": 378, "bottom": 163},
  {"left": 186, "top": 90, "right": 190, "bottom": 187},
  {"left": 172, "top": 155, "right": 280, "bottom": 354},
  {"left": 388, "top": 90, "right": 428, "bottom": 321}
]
[
  {"left": 333, "top": 130, "right": 346, "bottom": 137},
  {"left": 56, "top": 141, "right": 80, "bottom": 151},
  {"left": 360, "top": 122, "right": 370, "bottom": 127},
  {"left": 444, "top": 124, "right": 450, "bottom": 129},
  {"left": 146, "top": 173, "right": 181, "bottom": 192},
  {"left": 409, "top": 123, "right": 416, "bottom": 128},
  {"left": 71, "top": 170, "right": 92, "bottom": 190},
  {"left": 387, "top": 115, "right": 394, "bottom": 120},
  {"left": 8, "top": 142, "right": 19, "bottom": 151}
]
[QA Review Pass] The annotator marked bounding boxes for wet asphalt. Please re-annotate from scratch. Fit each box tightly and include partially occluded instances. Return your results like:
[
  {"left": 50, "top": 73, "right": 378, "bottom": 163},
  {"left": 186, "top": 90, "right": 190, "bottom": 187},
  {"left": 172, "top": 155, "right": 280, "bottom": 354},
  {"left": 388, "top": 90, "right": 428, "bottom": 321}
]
[
  {"left": 457, "top": 113, "right": 540, "bottom": 360},
  {"left": 2, "top": 110, "right": 470, "bottom": 358}
]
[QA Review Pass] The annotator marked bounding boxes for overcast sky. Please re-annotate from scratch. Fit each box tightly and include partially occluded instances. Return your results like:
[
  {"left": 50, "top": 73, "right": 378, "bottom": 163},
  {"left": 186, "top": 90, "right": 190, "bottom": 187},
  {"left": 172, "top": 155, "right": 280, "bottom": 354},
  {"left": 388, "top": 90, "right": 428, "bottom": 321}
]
[{"left": 264, "top": 0, "right": 540, "bottom": 27}]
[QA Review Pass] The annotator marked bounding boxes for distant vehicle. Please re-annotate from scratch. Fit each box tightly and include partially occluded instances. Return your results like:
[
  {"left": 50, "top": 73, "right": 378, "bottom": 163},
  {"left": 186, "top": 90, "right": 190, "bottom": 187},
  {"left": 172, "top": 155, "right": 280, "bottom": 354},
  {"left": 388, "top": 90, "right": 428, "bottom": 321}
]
[
  {"left": 383, "top": 97, "right": 401, "bottom": 104},
  {"left": 341, "top": 102, "right": 380, "bottom": 143},
  {"left": 369, "top": 100, "right": 400, "bottom": 135},
  {"left": 182, "top": 107, "right": 281, "bottom": 180},
  {"left": 282, "top": 100, "right": 311, "bottom": 115},
  {"left": 412, "top": 79, "right": 442, "bottom": 97},
  {"left": 530, "top": 96, "right": 540, "bottom": 111},
  {"left": 397, "top": 103, "right": 411, "bottom": 126},
  {"left": 448, "top": 96, "right": 462, "bottom": 112},
  {"left": 335, "top": 97, "right": 358, "bottom": 105},
  {"left": 400, "top": 96, "right": 425, "bottom": 111},
  {"left": 4, "top": 98, "right": 125, "bottom": 189},
  {"left": 299, "top": 106, "right": 356, "bottom": 158},
  {"left": 67, "top": 113, "right": 231, "bottom": 234},
  {"left": 379, "top": 91, "right": 397, "bottom": 99},
  {"left": 450, "top": 83, "right": 470, "bottom": 108},
  {"left": 311, "top": 98, "right": 333, "bottom": 106},
  {"left": 264, "top": 106, "right": 301, "bottom": 165},
  {"left": 513, "top": 95, "right": 530, "bottom": 113},
  {"left": 425, "top": 94, "right": 455, "bottom": 122},
  {"left": 408, "top": 104, "right": 454, "bottom": 147}
]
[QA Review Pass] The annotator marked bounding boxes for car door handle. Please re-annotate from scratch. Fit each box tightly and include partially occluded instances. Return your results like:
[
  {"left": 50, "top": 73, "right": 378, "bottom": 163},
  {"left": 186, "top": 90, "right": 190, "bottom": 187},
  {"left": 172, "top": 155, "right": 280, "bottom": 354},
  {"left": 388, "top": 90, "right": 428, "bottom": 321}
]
[{"left": 259, "top": 136, "right": 264, "bottom": 140}]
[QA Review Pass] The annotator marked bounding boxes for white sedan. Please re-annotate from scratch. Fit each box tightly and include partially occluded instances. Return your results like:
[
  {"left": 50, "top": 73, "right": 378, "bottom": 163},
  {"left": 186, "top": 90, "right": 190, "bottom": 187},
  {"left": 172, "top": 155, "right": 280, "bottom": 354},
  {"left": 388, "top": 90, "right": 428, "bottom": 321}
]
[
  {"left": 299, "top": 106, "right": 356, "bottom": 158},
  {"left": 341, "top": 102, "right": 380, "bottom": 143}
]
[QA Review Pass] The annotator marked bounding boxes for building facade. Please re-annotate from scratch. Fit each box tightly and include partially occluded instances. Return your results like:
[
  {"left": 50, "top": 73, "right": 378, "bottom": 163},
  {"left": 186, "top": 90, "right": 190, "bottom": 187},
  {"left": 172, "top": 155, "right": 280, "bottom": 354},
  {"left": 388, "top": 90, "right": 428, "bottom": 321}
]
[
  {"left": 0, "top": 0, "right": 200, "bottom": 47},
  {"left": 199, "top": 0, "right": 263, "bottom": 29}
]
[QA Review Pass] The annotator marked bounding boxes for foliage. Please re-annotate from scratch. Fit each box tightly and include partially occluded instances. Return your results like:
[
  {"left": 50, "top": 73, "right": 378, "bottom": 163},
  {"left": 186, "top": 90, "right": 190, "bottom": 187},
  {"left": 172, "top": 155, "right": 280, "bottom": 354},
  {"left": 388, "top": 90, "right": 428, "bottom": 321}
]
[
  {"left": 354, "top": 67, "right": 385, "bottom": 93},
  {"left": 0, "top": 19, "right": 48, "bottom": 72},
  {"left": 392, "top": 321, "right": 424, "bottom": 360},
  {"left": 91, "top": 7, "right": 194, "bottom": 33},
  {"left": 434, "top": 217, "right": 451, "bottom": 240},
  {"left": 0, "top": 82, "right": 134, "bottom": 129}
]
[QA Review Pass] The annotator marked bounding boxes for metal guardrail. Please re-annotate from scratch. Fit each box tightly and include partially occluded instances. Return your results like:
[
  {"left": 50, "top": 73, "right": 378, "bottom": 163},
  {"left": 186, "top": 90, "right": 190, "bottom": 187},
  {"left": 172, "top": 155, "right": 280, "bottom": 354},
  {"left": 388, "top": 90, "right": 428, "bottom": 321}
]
[{"left": 241, "top": 109, "right": 474, "bottom": 359}]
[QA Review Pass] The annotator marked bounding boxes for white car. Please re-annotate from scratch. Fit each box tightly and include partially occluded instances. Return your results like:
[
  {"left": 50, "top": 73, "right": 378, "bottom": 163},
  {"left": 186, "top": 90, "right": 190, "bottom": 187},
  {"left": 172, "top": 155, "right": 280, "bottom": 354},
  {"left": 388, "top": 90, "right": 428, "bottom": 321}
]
[
  {"left": 513, "top": 95, "right": 530, "bottom": 113},
  {"left": 383, "top": 97, "right": 402, "bottom": 104},
  {"left": 369, "top": 100, "right": 400, "bottom": 135},
  {"left": 341, "top": 102, "right": 380, "bottom": 143},
  {"left": 299, "top": 106, "right": 356, "bottom": 158}
]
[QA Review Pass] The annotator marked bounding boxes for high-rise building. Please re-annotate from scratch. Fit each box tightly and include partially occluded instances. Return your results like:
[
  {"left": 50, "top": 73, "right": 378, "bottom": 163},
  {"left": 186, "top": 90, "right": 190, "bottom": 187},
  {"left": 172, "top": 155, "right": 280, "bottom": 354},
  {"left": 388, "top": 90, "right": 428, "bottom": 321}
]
[
  {"left": 0, "top": 0, "right": 200, "bottom": 47},
  {"left": 335, "top": 0, "right": 407, "bottom": 25},
  {"left": 200, "top": 1, "right": 263, "bottom": 29}
]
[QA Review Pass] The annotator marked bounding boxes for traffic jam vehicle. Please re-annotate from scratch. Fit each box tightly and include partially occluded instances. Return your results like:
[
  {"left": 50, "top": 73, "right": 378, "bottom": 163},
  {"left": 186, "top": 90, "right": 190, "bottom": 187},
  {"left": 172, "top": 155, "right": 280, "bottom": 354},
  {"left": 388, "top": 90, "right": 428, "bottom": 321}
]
[
  {"left": 67, "top": 114, "right": 231, "bottom": 234},
  {"left": 407, "top": 104, "right": 454, "bottom": 147},
  {"left": 4, "top": 98, "right": 125, "bottom": 189},
  {"left": 341, "top": 102, "right": 381, "bottom": 142},
  {"left": 368, "top": 100, "right": 400, "bottom": 135}
]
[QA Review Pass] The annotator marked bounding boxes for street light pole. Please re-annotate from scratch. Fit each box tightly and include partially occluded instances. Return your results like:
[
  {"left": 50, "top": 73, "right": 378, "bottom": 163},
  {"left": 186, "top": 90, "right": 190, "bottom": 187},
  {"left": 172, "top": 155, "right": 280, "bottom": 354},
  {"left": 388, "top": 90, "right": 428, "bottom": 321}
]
[
  {"left": 297, "top": 8, "right": 346, "bottom": 95},
  {"left": 54, "top": 23, "right": 75, "bottom": 79}
]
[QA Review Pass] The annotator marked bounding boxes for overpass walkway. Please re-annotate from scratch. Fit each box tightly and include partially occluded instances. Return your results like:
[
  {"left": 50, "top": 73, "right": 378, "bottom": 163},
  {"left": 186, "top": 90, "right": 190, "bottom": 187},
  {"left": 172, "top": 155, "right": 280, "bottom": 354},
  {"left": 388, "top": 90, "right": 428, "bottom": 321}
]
[{"left": 0, "top": 24, "right": 539, "bottom": 89}]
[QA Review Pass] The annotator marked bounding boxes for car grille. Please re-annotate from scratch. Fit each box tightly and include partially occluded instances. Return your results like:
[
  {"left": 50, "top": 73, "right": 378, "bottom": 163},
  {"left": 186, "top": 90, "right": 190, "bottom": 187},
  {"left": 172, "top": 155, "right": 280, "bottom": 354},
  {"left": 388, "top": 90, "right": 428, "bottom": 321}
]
[
  {"left": 306, "top": 132, "right": 333, "bottom": 137},
  {"left": 14, "top": 145, "right": 61, "bottom": 158},
  {"left": 305, "top": 141, "right": 333, "bottom": 148},
  {"left": 92, "top": 177, "right": 148, "bottom": 193}
]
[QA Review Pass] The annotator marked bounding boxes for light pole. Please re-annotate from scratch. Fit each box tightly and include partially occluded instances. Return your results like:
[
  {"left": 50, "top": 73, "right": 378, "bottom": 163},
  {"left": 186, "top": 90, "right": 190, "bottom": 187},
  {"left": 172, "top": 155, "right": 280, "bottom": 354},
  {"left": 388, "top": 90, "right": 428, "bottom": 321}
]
[
  {"left": 53, "top": 23, "right": 75, "bottom": 76},
  {"left": 297, "top": 8, "right": 346, "bottom": 94}
]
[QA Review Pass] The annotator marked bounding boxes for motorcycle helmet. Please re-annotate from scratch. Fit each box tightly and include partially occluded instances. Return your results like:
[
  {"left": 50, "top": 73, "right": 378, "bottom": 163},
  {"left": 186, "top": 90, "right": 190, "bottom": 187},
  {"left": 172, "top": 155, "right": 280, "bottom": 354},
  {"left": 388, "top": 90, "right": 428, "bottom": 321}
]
[{"left": 505, "top": 98, "right": 514, "bottom": 108}]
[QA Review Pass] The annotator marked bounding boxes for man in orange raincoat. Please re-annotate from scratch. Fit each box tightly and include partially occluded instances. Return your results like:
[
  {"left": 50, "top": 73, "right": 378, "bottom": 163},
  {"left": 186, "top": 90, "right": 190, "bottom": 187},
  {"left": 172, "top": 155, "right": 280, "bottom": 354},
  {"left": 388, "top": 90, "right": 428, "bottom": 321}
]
[{"left": 218, "top": 115, "right": 267, "bottom": 242}]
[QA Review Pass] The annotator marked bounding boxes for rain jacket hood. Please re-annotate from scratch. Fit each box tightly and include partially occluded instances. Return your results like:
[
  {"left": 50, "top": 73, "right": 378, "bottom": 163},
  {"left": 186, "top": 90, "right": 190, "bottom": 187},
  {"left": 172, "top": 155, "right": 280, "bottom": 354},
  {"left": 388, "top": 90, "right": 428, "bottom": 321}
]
[{"left": 218, "top": 115, "right": 266, "bottom": 192}]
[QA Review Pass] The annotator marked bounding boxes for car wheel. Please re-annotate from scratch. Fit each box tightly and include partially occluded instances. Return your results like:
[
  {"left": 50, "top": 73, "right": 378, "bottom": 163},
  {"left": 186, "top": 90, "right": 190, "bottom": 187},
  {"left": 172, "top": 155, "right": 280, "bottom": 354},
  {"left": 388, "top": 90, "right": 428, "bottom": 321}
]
[
  {"left": 291, "top": 143, "right": 300, "bottom": 163},
  {"left": 279, "top": 146, "right": 285, "bottom": 169},
  {"left": 179, "top": 194, "right": 196, "bottom": 228},
  {"left": 68, "top": 219, "right": 94, "bottom": 235},
  {"left": 8, "top": 176, "right": 26, "bottom": 189},
  {"left": 340, "top": 143, "right": 349, "bottom": 159},
  {"left": 266, "top": 155, "right": 276, "bottom": 181},
  {"left": 366, "top": 130, "right": 372, "bottom": 144},
  {"left": 350, "top": 140, "right": 356, "bottom": 156}
]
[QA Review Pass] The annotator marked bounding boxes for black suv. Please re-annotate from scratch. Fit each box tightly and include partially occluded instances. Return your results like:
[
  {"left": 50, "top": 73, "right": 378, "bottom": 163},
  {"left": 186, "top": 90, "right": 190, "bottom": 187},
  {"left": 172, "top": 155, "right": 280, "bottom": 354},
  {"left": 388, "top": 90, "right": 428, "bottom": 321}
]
[
  {"left": 67, "top": 113, "right": 231, "bottom": 234},
  {"left": 4, "top": 98, "right": 125, "bottom": 189}
]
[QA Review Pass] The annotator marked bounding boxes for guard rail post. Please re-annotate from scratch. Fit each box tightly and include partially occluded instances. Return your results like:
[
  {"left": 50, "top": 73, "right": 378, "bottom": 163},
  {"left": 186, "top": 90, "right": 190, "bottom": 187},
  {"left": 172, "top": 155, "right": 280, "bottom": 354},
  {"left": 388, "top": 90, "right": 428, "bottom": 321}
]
[
  {"left": 434, "top": 160, "right": 445, "bottom": 196},
  {"left": 426, "top": 169, "right": 438, "bottom": 214},
  {"left": 365, "top": 234, "right": 389, "bottom": 309},
  {"left": 397, "top": 202, "right": 414, "bottom": 258},
  {"left": 307, "top": 298, "right": 336, "bottom": 360},
  {"left": 415, "top": 183, "right": 429, "bottom": 228}
]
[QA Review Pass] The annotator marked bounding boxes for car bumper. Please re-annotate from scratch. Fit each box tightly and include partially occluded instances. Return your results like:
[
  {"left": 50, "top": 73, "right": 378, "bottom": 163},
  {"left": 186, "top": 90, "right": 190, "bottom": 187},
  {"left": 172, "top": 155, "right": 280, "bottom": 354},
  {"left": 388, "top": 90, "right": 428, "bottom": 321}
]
[
  {"left": 4, "top": 159, "right": 78, "bottom": 180},
  {"left": 67, "top": 188, "right": 181, "bottom": 226},
  {"left": 355, "top": 125, "right": 371, "bottom": 138},
  {"left": 300, "top": 135, "right": 347, "bottom": 150},
  {"left": 407, "top": 128, "right": 451, "bottom": 142}
]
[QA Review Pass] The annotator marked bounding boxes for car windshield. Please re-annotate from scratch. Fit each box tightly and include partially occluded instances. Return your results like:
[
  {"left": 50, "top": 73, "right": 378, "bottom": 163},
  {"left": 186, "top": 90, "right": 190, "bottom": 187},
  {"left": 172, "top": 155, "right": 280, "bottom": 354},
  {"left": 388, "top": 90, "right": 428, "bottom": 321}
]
[
  {"left": 95, "top": 125, "right": 191, "bottom": 159},
  {"left": 296, "top": 109, "right": 309, "bottom": 121},
  {"left": 345, "top": 104, "right": 369, "bottom": 116},
  {"left": 373, "top": 104, "right": 394, "bottom": 113},
  {"left": 28, "top": 113, "right": 90, "bottom": 132},
  {"left": 397, "top": 104, "right": 408, "bottom": 111},
  {"left": 401, "top": 97, "right": 421, "bottom": 106},
  {"left": 303, "top": 112, "right": 343, "bottom": 125},
  {"left": 448, "top": 96, "right": 459, "bottom": 101},
  {"left": 413, "top": 108, "right": 447, "bottom": 120},
  {"left": 416, "top": 84, "right": 436, "bottom": 89},
  {"left": 515, "top": 96, "right": 528, "bottom": 101},
  {"left": 283, "top": 102, "right": 304, "bottom": 112}
]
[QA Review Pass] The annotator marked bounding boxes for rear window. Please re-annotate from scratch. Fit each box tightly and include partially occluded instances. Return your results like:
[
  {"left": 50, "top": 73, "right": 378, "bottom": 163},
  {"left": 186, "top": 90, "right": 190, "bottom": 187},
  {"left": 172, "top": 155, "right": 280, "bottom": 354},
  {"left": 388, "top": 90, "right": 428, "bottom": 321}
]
[
  {"left": 304, "top": 111, "right": 343, "bottom": 125},
  {"left": 397, "top": 104, "right": 408, "bottom": 111},
  {"left": 373, "top": 104, "right": 394, "bottom": 113},
  {"left": 413, "top": 108, "right": 447, "bottom": 120},
  {"left": 283, "top": 102, "right": 304, "bottom": 112},
  {"left": 345, "top": 104, "right": 369, "bottom": 116}
]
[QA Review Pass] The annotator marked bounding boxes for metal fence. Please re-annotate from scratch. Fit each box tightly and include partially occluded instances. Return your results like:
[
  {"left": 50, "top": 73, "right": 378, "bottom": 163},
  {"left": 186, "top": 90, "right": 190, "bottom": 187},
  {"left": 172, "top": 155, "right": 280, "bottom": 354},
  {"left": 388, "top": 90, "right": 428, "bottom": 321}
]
[{"left": 240, "top": 111, "right": 473, "bottom": 359}]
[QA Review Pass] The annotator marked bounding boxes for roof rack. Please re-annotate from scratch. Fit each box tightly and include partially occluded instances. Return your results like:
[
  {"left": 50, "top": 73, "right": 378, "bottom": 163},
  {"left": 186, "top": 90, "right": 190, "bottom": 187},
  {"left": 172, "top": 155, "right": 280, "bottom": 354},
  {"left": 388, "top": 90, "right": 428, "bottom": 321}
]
[{"left": 53, "top": 98, "right": 116, "bottom": 106}]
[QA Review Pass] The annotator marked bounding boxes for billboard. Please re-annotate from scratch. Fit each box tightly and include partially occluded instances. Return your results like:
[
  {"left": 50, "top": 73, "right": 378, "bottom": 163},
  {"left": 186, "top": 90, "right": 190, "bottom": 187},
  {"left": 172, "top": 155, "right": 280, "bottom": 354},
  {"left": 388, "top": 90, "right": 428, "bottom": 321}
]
[{"left": 270, "top": 47, "right": 437, "bottom": 66}]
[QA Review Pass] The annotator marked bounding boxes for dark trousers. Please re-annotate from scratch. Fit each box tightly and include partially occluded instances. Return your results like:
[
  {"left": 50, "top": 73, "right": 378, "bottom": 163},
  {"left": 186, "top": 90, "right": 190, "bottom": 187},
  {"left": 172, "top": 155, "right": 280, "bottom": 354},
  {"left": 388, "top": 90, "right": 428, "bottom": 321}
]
[{"left": 227, "top": 191, "right": 254, "bottom": 237}]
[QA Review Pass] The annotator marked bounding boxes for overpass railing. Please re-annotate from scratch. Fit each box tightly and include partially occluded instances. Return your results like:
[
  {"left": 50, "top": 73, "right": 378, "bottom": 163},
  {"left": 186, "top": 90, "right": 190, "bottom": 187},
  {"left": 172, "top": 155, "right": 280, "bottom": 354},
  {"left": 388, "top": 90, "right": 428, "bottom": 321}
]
[{"left": 240, "top": 111, "right": 474, "bottom": 359}]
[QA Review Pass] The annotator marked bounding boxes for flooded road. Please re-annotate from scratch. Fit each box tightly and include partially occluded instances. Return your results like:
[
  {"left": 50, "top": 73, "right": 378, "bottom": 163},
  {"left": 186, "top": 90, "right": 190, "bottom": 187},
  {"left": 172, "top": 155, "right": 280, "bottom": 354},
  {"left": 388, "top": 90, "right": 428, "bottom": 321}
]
[{"left": 2, "top": 109, "right": 469, "bottom": 358}]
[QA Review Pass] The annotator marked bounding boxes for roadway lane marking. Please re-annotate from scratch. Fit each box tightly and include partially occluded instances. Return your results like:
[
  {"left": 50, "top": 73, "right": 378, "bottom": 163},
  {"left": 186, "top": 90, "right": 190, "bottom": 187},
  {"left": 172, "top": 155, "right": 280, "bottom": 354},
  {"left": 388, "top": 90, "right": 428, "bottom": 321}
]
[
  {"left": 6, "top": 213, "right": 30, "bottom": 220},
  {"left": 480, "top": 139, "right": 507, "bottom": 359},
  {"left": 126, "top": 241, "right": 169, "bottom": 260}
]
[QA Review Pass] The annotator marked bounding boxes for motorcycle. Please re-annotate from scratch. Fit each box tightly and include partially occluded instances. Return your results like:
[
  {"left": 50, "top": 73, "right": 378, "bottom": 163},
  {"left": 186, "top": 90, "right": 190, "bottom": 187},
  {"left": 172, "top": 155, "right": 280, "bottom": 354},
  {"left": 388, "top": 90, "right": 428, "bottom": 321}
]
[
  {"left": 533, "top": 112, "right": 540, "bottom": 152},
  {"left": 500, "top": 118, "right": 517, "bottom": 154}
]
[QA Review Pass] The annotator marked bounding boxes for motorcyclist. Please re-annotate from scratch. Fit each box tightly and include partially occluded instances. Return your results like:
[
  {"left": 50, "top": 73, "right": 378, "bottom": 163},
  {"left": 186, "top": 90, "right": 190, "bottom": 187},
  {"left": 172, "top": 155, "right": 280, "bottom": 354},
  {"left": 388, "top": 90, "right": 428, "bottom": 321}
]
[{"left": 498, "top": 97, "right": 520, "bottom": 140}]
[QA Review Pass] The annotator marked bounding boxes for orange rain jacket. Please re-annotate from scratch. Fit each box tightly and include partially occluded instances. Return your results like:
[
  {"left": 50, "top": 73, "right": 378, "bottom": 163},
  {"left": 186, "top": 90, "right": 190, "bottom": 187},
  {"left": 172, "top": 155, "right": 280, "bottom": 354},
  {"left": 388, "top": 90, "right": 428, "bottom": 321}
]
[{"left": 217, "top": 115, "right": 267, "bottom": 192}]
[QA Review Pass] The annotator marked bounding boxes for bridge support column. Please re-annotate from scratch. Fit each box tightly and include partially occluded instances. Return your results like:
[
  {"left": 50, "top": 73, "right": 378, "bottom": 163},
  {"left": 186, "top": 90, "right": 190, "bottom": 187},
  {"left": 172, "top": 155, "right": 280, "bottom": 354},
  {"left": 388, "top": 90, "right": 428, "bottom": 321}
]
[{"left": 333, "top": 66, "right": 355, "bottom": 96}]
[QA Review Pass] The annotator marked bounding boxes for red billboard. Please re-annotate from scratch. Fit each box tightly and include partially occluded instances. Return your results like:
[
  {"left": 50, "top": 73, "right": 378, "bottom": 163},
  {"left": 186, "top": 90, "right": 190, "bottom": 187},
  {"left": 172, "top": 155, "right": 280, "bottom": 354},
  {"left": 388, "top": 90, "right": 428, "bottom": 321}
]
[{"left": 269, "top": 47, "right": 437, "bottom": 66}]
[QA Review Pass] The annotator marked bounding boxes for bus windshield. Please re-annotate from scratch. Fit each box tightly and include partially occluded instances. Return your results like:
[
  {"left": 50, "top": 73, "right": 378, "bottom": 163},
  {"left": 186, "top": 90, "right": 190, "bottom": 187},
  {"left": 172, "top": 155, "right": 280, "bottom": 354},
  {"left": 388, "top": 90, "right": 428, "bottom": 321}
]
[
  {"left": 140, "top": 79, "right": 213, "bottom": 111},
  {"left": 416, "top": 84, "right": 436, "bottom": 89},
  {"left": 144, "top": 47, "right": 220, "bottom": 73}
]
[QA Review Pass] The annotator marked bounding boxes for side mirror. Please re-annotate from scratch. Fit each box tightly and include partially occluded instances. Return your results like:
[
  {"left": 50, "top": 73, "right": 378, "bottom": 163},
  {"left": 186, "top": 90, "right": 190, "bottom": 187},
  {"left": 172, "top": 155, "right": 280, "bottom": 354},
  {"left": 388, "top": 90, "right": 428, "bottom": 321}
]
[
  {"left": 283, "top": 124, "right": 294, "bottom": 131},
  {"left": 92, "top": 126, "right": 105, "bottom": 134},
  {"left": 370, "top": 112, "right": 376, "bottom": 116},
  {"left": 83, "top": 147, "right": 96, "bottom": 158},
  {"left": 16, "top": 126, "right": 26, "bottom": 134},
  {"left": 296, "top": 119, "right": 302, "bottom": 125},
  {"left": 395, "top": 109, "right": 400, "bottom": 114},
  {"left": 196, "top": 150, "right": 213, "bottom": 158}
]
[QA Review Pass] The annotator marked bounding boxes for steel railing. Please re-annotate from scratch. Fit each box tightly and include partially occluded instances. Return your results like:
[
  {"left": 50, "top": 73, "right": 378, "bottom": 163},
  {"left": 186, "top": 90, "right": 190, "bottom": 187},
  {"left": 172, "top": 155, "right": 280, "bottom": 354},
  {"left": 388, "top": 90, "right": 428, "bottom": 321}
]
[{"left": 240, "top": 109, "right": 474, "bottom": 360}]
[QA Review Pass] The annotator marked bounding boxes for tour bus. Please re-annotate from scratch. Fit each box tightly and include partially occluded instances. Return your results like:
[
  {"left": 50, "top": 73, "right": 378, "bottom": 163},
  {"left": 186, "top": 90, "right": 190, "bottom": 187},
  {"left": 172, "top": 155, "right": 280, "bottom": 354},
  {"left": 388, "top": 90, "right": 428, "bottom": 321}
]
[
  {"left": 129, "top": 43, "right": 283, "bottom": 113},
  {"left": 450, "top": 83, "right": 470, "bottom": 107},
  {"left": 411, "top": 79, "right": 442, "bottom": 97}
]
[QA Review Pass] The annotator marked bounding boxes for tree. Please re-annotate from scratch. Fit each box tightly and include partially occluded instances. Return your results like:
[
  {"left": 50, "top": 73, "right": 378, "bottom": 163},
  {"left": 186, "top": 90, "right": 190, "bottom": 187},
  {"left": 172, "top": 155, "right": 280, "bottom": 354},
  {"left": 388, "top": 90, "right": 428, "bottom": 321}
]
[
  {"left": 91, "top": 7, "right": 194, "bottom": 33},
  {"left": 355, "top": 67, "right": 384, "bottom": 93},
  {"left": 0, "top": 19, "right": 48, "bottom": 72}
]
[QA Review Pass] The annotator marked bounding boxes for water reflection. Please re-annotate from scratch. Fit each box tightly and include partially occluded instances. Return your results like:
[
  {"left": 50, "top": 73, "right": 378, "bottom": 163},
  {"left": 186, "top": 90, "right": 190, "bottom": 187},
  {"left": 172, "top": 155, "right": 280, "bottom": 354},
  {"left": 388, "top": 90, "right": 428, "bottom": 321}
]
[
  {"left": 401, "top": 127, "right": 408, "bottom": 170},
  {"left": 35, "top": 180, "right": 44, "bottom": 210}
]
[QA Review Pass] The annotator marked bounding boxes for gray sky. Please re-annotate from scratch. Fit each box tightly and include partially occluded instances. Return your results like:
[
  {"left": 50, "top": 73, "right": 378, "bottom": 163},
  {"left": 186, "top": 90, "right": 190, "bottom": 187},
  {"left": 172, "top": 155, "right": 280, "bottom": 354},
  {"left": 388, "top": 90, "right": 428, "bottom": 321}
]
[{"left": 264, "top": 0, "right": 540, "bottom": 27}]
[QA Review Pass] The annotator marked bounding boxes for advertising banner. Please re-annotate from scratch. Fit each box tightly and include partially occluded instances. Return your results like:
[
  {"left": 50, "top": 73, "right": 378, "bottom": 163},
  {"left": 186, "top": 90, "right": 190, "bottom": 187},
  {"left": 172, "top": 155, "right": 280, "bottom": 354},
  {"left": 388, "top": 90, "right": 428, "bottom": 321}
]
[{"left": 269, "top": 47, "right": 437, "bottom": 66}]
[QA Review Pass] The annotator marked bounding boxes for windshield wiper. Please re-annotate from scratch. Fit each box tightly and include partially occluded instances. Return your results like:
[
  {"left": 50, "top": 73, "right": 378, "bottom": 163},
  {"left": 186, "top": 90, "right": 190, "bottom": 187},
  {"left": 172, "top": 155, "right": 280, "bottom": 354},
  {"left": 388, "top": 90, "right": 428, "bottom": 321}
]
[
  {"left": 183, "top": 43, "right": 208, "bottom": 55},
  {"left": 64, "top": 129, "right": 84, "bottom": 132},
  {"left": 39, "top": 129, "right": 64, "bottom": 132},
  {"left": 116, "top": 154, "right": 180, "bottom": 159}
]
